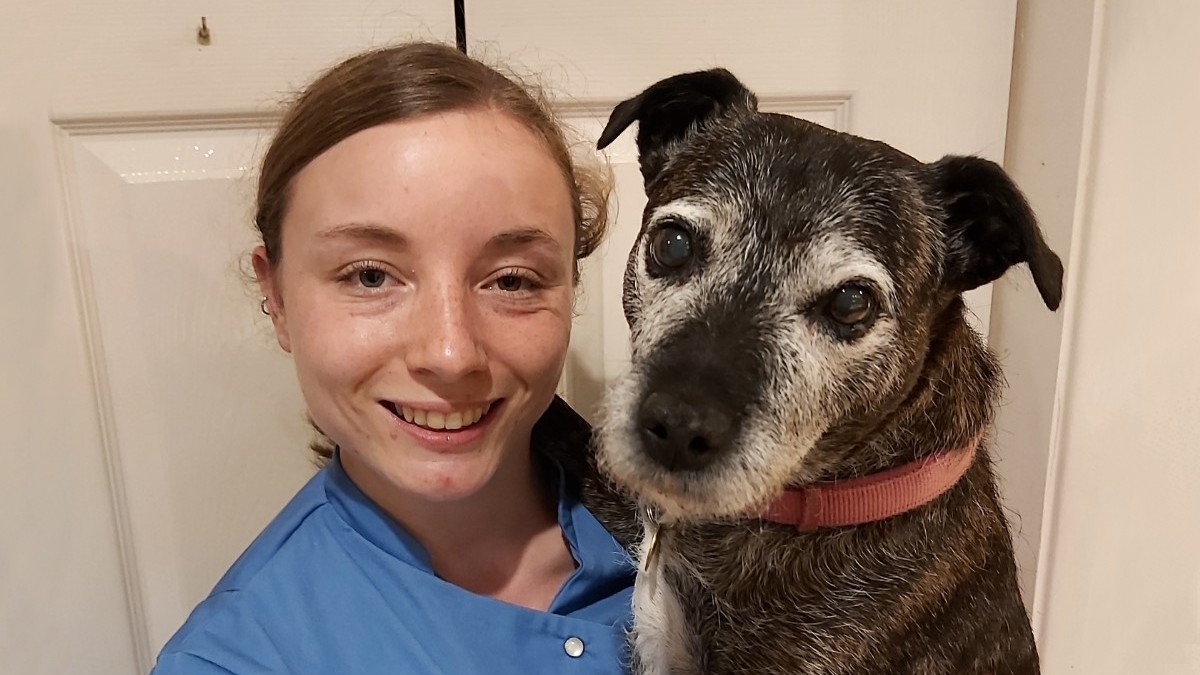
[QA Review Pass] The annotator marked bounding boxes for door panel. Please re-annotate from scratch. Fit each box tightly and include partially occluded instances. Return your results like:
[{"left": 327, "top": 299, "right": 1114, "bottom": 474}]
[
  {"left": 4, "top": 4, "right": 452, "bottom": 672},
  {"left": 58, "top": 121, "right": 315, "bottom": 652}
]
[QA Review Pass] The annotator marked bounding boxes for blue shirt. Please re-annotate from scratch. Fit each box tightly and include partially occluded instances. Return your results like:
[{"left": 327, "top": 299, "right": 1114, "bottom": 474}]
[{"left": 152, "top": 446, "right": 635, "bottom": 674}]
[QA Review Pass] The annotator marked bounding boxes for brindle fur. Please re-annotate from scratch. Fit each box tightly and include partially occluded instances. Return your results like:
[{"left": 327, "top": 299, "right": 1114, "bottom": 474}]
[
  {"left": 575, "top": 69, "right": 1062, "bottom": 675},
  {"left": 646, "top": 319, "right": 1036, "bottom": 674}
]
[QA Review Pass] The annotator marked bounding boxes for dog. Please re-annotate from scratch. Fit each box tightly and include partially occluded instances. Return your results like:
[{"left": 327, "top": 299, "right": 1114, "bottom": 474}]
[{"left": 587, "top": 69, "right": 1063, "bottom": 675}]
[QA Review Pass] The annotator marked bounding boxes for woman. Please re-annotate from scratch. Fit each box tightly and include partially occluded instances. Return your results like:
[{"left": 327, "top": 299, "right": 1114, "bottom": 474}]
[{"left": 153, "top": 42, "right": 635, "bottom": 674}]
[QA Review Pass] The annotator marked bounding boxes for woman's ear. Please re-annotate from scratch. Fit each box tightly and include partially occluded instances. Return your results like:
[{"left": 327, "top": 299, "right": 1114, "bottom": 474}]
[{"left": 251, "top": 245, "right": 292, "bottom": 353}]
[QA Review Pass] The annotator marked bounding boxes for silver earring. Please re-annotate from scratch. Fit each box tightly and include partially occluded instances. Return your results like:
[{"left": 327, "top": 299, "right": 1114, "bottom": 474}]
[{"left": 260, "top": 297, "right": 270, "bottom": 316}]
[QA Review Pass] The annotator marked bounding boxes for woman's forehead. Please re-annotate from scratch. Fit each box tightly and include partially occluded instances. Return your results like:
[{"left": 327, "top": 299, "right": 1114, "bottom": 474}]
[{"left": 282, "top": 109, "right": 575, "bottom": 251}]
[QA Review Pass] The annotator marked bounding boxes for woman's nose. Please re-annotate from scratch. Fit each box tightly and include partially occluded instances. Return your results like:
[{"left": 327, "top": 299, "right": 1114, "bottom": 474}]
[{"left": 406, "top": 284, "right": 488, "bottom": 381}]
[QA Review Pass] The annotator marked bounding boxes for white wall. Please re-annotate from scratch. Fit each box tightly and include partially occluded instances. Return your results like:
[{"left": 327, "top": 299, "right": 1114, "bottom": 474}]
[{"left": 1004, "top": 0, "right": 1200, "bottom": 671}]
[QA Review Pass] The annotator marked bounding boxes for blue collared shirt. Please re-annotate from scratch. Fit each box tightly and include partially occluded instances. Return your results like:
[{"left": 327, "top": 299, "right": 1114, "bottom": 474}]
[{"left": 152, "top": 450, "right": 635, "bottom": 674}]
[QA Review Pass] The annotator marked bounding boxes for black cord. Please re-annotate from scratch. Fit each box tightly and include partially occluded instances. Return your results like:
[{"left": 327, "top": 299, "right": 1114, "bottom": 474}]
[{"left": 454, "top": 0, "right": 467, "bottom": 54}]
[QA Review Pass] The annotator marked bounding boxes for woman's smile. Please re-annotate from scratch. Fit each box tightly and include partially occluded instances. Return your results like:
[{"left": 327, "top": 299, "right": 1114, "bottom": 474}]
[{"left": 380, "top": 398, "right": 504, "bottom": 451}]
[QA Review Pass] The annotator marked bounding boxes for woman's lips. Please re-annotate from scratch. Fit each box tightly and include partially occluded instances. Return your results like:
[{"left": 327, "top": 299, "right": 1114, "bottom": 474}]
[{"left": 379, "top": 400, "right": 501, "bottom": 451}]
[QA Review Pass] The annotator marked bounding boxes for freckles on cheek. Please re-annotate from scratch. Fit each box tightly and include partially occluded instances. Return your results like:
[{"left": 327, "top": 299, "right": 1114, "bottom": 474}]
[
  {"left": 524, "top": 324, "right": 571, "bottom": 379},
  {"left": 495, "top": 305, "right": 570, "bottom": 369},
  {"left": 293, "top": 305, "right": 392, "bottom": 369}
]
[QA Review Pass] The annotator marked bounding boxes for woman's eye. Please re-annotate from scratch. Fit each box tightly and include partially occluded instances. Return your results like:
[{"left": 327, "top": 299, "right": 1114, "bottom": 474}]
[
  {"left": 338, "top": 262, "right": 395, "bottom": 292},
  {"left": 823, "top": 284, "right": 879, "bottom": 337},
  {"left": 495, "top": 274, "right": 526, "bottom": 292},
  {"left": 357, "top": 268, "right": 388, "bottom": 288},
  {"left": 488, "top": 269, "right": 541, "bottom": 295},
  {"left": 649, "top": 222, "right": 694, "bottom": 271}
]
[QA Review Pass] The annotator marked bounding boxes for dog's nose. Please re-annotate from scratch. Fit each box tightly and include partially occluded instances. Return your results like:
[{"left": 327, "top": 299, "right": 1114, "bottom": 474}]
[{"left": 637, "top": 391, "right": 734, "bottom": 472}]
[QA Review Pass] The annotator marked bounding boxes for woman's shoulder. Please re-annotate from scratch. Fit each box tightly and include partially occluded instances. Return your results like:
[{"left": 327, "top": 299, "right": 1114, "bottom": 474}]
[
  {"left": 153, "top": 469, "right": 341, "bottom": 671},
  {"left": 152, "top": 650, "right": 236, "bottom": 674},
  {"left": 152, "top": 588, "right": 275, "bottom": 674},
  {"left": 207, "top": 468, "right": 334, "bottom": 594}
]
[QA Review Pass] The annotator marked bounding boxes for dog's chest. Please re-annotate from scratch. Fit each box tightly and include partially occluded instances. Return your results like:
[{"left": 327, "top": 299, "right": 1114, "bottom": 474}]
[
  {"left": 634, "top": 527, "right": 883, "bottom": 675},
  {"left": 634, "top": 516, "right": 1041, "bottom": 675},
  {"left": 630, "top": 524, "right": 701, "bottom": 675}
]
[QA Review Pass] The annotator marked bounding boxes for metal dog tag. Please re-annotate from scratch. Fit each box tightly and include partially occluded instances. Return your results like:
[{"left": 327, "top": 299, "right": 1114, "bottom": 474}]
[{"left": 641, "top": 502, "right": 663, "bottom": 573}]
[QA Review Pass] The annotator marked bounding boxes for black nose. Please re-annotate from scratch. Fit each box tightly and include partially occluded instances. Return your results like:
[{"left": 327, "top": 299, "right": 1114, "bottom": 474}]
[{"left": 637, "top": 391, "right": 735, "bottom": 472}]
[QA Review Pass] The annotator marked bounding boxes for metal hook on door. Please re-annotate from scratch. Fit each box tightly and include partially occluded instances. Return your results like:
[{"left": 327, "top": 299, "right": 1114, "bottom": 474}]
[{"left": 197, "top": 17, "right": 212, "bottom": 45}]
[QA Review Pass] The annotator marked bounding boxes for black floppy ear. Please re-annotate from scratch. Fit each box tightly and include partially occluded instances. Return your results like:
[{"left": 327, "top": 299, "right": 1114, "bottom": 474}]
[
  {"left": 596, "top": 68, "right": 757, "bottom": 185},
  {"left": 929, "top": 155, "right": 1064, "bottom": 310}
]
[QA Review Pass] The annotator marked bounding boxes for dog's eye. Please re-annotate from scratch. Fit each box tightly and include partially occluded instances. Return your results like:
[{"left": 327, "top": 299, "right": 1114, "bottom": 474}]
[
  {"left": 824, "top": 284, "right": 878, "bottom": 336},
  {"left": 649, "top": 224, "right": 693, "bottom": 270}
]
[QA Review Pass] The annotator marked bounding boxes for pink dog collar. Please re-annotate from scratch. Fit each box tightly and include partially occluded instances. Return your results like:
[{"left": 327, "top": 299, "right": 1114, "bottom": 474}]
[{"left": 761, "top": 436, "right": 980, "bottom": 531}]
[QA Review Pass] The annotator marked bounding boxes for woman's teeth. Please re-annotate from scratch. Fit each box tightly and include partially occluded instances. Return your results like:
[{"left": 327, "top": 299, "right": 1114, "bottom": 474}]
[{"left": 398, "top": 403, "right": 492, "bottom": 431}]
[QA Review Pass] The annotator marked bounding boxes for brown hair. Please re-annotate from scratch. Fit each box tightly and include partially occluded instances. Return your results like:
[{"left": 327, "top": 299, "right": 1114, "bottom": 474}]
[{"left": 255, "top": 41, "right": 610, "bottom": 279}]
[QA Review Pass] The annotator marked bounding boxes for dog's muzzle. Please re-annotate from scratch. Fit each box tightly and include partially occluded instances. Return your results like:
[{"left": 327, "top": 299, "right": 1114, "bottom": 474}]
[{"left": 631, "top": 316, "right": 763, "bottom": 473}]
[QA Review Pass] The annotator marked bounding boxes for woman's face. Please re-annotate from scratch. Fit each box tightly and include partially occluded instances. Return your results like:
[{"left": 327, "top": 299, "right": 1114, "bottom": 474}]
[{"left": 254, "top": 109, "right": 576, "bottom": 504}]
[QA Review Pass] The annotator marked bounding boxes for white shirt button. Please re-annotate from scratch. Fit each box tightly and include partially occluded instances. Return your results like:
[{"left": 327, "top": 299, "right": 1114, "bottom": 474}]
[{"left": 563, "top": 636, "right": 585, "bottom": 658}]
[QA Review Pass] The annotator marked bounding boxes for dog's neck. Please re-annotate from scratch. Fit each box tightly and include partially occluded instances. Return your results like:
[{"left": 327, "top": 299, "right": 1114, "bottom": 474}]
[
  {"left": 763, "top": 433, "right": 980, "bottom": 529},
  {"left": 811, "top": 299, "right": 1001, "bottom": 484}
]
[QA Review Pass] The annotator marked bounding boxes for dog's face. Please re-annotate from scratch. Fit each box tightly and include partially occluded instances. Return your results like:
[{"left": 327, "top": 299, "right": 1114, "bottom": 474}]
[{"left": 596, "top": 70, "right": 1063, "bottom": 521}]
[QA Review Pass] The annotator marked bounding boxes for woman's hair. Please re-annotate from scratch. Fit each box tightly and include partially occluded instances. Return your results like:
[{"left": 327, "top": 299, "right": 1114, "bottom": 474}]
[
  {"left": 255, "top": 41, "right": 610, "bottom": 279},
  {"left": 256, "top": 42, "right": 610, "bottom": 462}
]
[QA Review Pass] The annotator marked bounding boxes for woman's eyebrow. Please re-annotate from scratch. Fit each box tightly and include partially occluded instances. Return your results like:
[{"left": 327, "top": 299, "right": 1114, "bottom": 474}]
[
  {"left": 316, "top": 222, "right": 409, "bottom": 248},
  {"left": 485, "top": 227, "right": 564, "bottom": 252}
]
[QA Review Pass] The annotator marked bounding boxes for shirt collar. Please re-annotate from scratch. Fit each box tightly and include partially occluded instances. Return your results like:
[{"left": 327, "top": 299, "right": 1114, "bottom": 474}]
[{"left": 325, "top": 450, "right": 436, "bottom": 570}]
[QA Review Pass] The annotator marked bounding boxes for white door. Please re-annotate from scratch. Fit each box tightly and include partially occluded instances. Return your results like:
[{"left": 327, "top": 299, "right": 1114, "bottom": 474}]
[
  {"left": 2, "top": 2, "right": 1024, "bottom": 672},
  {"left": 1, "top": 5, "right": 452, "bottom": 673}
]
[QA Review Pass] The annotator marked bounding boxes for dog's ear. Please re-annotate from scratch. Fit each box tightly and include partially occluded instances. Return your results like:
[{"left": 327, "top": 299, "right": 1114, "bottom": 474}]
[
  {"left": 596, "top": 69, "right": 757, "bottom": 185},
  {"left": 928, "top": 155, "right": 1064, "bottom": 310}
]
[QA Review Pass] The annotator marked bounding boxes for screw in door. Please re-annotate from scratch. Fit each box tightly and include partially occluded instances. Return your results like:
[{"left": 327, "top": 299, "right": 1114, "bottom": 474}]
[{"left": 197, "top": 17, "right": 211, "bottom": 45}]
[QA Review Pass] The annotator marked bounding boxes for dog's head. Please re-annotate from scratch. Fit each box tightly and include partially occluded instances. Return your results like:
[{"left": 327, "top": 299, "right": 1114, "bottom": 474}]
[{"left": 595, "top": 69, "right": 1063, "bottom": 521}]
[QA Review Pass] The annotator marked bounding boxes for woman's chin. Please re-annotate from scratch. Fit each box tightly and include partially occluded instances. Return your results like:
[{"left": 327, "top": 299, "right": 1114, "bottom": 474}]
[{"left": 398, "top": 457, "right": 500, "bottom": 503}]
